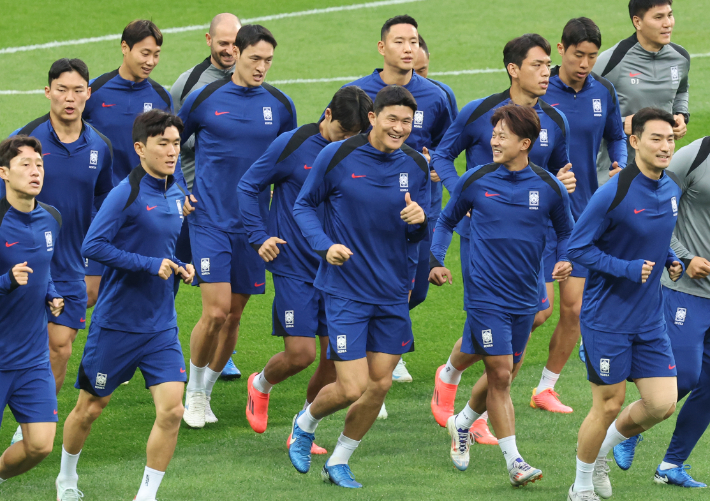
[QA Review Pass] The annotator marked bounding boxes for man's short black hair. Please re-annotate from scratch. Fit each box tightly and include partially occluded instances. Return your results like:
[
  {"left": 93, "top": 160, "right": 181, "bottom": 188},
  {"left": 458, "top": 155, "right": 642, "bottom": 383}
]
[
  {"left": 631, "top": 107, "right": 676, "bottom": 137},
  {"left": 381, "top": 15, "right": 418, "bottom": 41},
  {"left": 629, "top": 0, "right": 673, "bottom": 21},
  {"left": 330, "top": 86, "right": 374, "bottom": 133},
  {"left": 373, "top": 85, "right": 417, "bottom": 115},
  {"left": 503, "top": 34, "right": 551, "bottom": 82},
  {"left": 122, "top": 20, "right": 163, "bottom": 50},
  {"left": 418, "top": 35, "right": 429, "bottom": 57},
  {"left": 490, "top": 105, "right": 541, "bottom": 151},
  {"left": 132, "top": 110, "right": 184, "bottom": 144},
  {"left": 0, "top": 136, "right": 42, "bottom": 169},
  {"left": 235, "top": 24, "right": 277, "bottom": 54},
  {"left": 561, "top": 18, "right": 602, "bottom": 50},
  {"left": 48, "top": 58, "right": 90, "bottom": 86}
]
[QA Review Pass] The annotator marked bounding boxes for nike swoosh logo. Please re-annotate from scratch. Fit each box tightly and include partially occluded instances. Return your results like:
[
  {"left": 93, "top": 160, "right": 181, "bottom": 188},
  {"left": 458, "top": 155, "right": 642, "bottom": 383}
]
[
  {"left": 514, "top": 352, "right": 522, "bottom": 357},
  {"left": 669, "top": 364, "right": 676, "bottom": 370},
  {"left": 485, "top": 192, "right": 500, "bottom": 197},
  {"left": 180, "top": 368, "right": 186, "bottom": 373},
  {"left": 54, "top": 410, "right": 58, "bottom": 415},
  {"left": 549, "top": 103, "right": 560, "bottom": 107},
  {"left": 43, "top": 153, "right": 51, "bottom": 156},
  {"left": 215, "top": 111, "right": 230, "bottom": 116},
  {"left": 634, "top": 209, "right": 646, "bottom": 214},
  {"left": 304, "top": 165, "right": 312, "bottom": 169},
  {"left": 102, "top": 103, "right": 116, "bottom": 107},
  {"left": 5, "top": 242, "right": 19, "bottom": 247},
  {"left": 402, "top": 339, "right": 412, "bottom": 347},
  {"left": 629, "top": 72, "right": 642, "bottom": 77},
  {"left": 542, "top": 297, "right": 548, "bottom": 303},
  {"left": 146, "top": 205, "right": 157, "bottom": 211},
  {"left": 352, "top": 174, "right": 366, "bottom": 178},
  {"left": 254, "top": 282, "right": 265, "bottom": 287},
  {"left": 80, "top": 318, "right": 85, "bottom": 323}
]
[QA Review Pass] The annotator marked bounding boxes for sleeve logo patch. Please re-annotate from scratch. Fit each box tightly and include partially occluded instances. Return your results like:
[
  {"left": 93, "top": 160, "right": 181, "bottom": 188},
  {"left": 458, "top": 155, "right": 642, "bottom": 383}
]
[
  {"left": 671, "top": 66, "right": 679, "bottom": 83},
  {"left": 200, "top": 258, "right": 210, "bottom": 275},
  {"left": 414, "top": 110, "right": 424, "bottom": 128},
  {"left": 539, "top": 128, "right": 548, "bottom": 146},
  {"left": 89, "top": 150, "right": 98, "bottom": 167},
  {"left": 529, "top": 190, "right": 539, "bottom": 210}
]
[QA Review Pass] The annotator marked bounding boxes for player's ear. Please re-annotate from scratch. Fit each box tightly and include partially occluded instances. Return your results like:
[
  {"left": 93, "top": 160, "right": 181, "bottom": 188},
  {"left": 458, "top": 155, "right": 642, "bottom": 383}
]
[
  {"left": 134, "top": 141, "right": 145, "bottom": 159},
  {"left": 45, "top": 86, "right": 51, "bottom": 100},
  {"left": 521, "top": 138, "right": 531, "bottom": 152},
  {"left": 121, "top": 40, "right": 129, "bottom": 57},
  {"left": 507, "top": 63, "right": 518, "bottom": 80},
  {"left": 377, "top": 40, "right": 386, "bottom": 57},
  {"left": 205, "top": 33, "right": 211, "bottom": 46},
  {"left": 557, "top": 43, "right": 565, "bottom": 58},
  {"left": 368, "top": 111, "right": 377, "bottom": 127},
  {"left": 0, "top": 166, "right": 9, "bottom": 182},
  {"left": 628, "top": 134, "right": 639, "bottom": 150}
]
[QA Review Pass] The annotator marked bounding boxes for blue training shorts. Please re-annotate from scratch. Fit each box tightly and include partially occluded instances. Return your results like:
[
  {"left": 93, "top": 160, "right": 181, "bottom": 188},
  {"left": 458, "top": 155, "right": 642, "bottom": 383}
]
[
  {"left": 76, "top": 324, "right": 186, "bottom": 397},
  {"left": 272, "top": 274, "right": 327, "bottom": 338},
  {"left": 461, "top": 307, "right": 535, "bottom": 364},
  {"left": 543, "top": 226, "right": 587, "bottom": 281},
  {"left": 0, "top": 362, "right": 57, "bottom": 426},
  {"left": 325, "top": 294, "right": 414, "bottom": 361},
  {"left": 47, "top": 280, "right": 87, "bottom": 330}
]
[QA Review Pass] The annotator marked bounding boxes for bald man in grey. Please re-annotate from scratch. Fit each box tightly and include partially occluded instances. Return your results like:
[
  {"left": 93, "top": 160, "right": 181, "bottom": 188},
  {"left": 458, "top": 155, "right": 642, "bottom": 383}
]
[{"left": 171, "top": 13, "right": 241, "bottom": 189}]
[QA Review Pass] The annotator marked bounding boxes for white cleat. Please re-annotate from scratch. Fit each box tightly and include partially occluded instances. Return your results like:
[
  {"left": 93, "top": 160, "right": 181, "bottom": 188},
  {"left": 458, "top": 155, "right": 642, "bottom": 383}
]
[
  {"left": 205, "top": 396, "right": 218, "bottom": 424},
  {"left": 183, "top": 391, "right": 207, "bottom": 428},
  {"left": 508, "top": 458, "right": 543, "bottom": 487},
  {"left": 567, "top": 484, "right": 601, "bottom": 500},
  {"left": 56, "top": 478, "right": 84, "bottom": 501},
  {"left": 446, "top": 415, "right": 470, "bottom": 471},
  {"left": 593, "top": 457, "right": 612, "bottom": 498},
  {"left": 392, "top": 359, "right": 413, "bottom": 382},
  {"left": 377, "top": 402, "right": 388, "bottom": 420},
  {"left": 10, "top": 425, "right": 22, "bottom": 445}
]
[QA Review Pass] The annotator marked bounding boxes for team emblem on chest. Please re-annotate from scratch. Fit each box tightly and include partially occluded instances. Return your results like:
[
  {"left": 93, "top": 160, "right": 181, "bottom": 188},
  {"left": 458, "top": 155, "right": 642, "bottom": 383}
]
[
  {"left": 143, "top": 103, "right": 153, "bottom": 113},
  {"left": 539, "top": 129, "right": 548, "bottom": 146},
  {"left": 89, "top": 150, "right": 98, "bottom": 168},
  {"left": 671, "top": 66, "right": 679, "bottom": 83},
  {"left": 263, "top": 107, "right": 273, "bottom": 124},
  {"left": 529, "top": 190, "right": 539, "bottom": 210},
  {"left": 593, "top": 99, "right": 602, "bottom": 117},
  {"left": 399, "top": 173, "right": 409, "bottom": 191},
  {"left": 414, "top": 110, "right": 424, "bottom": 128},
  {"left": 176, "top": 199, "right": 183, "bottom": 220},
  {"left": 45, "top": 231, "right": 53, "bottom": 251},
  {"left": 674, "top": 307, "right": 686, "bottom": 325},
  {"left": 671, "top": 196, "right": 678, "bottom": 216}
]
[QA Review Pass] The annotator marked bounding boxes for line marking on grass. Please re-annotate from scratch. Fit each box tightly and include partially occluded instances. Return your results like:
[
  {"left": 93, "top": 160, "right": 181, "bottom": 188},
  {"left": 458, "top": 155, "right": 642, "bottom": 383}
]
[{"left": 0, "top": 0, "right": 424, "bottom": 55}]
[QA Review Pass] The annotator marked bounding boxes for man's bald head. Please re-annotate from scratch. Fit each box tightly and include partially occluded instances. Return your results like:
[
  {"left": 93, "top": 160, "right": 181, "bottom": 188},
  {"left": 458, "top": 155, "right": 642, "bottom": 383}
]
[{"left": 206, "top": 13, "right": 241, "bottom": 70}]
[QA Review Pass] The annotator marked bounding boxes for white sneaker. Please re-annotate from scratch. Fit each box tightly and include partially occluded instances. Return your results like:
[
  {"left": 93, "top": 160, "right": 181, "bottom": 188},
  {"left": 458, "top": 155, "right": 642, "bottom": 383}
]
[
  {"left": 205, "top": 396, "right": 218, "bottom": 424},
  {"left": 567, "top": 484, "right": 601, "bottom": 500},
  {"left": 377, "top": 402, "right": 388, "bottom": 420},
  {"left": 593, "top": 457, "right": 612, "bottom": 498},
  {"left": 56, "top": 478, "right": 84, "bottom": 500},
  {"left": 10, "top": 425, "right": 22, "bottom": 445},
  {"left": 392, "top": 359, "right": 412, "bottom": 382},
  {"left": 508, "top": 457, "right": 543, "bottom": 486},
  {"left": 183, "top": 391, "right": 207, "bottom": 428},
  {"left": 446, "top": 415, "right": 470, "bottom": 471}
]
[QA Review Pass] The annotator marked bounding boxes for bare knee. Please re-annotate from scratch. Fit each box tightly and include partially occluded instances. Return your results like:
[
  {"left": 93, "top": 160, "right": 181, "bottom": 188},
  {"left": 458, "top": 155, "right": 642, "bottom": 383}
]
[
  {"left": 76, "top": 398, "right": 108, "bottom": 424},
  {"left": 290, "top": 347, "right": 316, "bottom": 371},
  {"left": 157, "top": 403, "right": 185, "bottom": 428},
  {"left": 487, "top": 366, "right": 512, "bottom": 390},
  {"left": 340, "top": 379, "right": 368, "bottom": 403},
  {"left": 597, "top": 397, "right": 624, "bottom": 422},
  {"left": 559, "top": 298, "right": 582, "bottom": 322},
  {"left": 24, "top": 439, "right": 53, "bottom": 460},
  {"left": 203, "top": 307, "right": 229, "bottom": 330}
]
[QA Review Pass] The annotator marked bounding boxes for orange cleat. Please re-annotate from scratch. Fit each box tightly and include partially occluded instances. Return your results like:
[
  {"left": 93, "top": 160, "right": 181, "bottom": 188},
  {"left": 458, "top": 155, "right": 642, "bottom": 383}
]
[
  {"left": 287, "top": 432, "right": 328, "bottom": 454},
  {"left": 431, "top": 364, "right": 458, "bottom": 427},
  {"left": 470, "top": 418, "right": 498, "bottom": 445},
  {"left": 246, "top": 372, "right": 270, "bottom": 433},
  {"left": 530, "top": 388, "right": 573, "bottom": 414}
]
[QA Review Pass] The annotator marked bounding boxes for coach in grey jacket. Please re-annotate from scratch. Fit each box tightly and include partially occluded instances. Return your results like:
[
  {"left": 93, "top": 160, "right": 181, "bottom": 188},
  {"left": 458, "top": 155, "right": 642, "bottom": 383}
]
[{"left": 595, "top": 0, "right": 689, "bottom": 186}]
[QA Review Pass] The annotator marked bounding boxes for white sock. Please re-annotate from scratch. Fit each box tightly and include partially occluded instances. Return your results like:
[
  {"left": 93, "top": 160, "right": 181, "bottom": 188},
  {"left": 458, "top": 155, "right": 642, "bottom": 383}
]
[
  {"left": 135, "top": 466, "right": 164, "bottom": 501},
  {"left": 476, "top": 411, "right": 489, "bottom": 422},
  {"left": 439, "top": 357, "right": 463, "bottom": 385},
  {"left": 454, "top": 403, "right": 481, "bottom": 430},
  {"left": 597, "top": 420, "right": 628, "bottom": 459},
  {"left": 573, "top": 456, "right": 595, "bottom": 492},
  {"left": 660, "top": 461, "right": 679, "bottom": 470},
  {"left": 302, "top": 399, "right": 310, "bottom": 411},
  {"left": 296, "top": 405, "right": 321, "bottom": 434},
  {"left": 203, "top": 367, "right": 221, "bottom": 398},
  {"left": 186, "top": 361, "right": 206, "bottom": 393},
  {"left": 327, "top": 434, "right": 360, "bottom": 466},
  {"left": 57, "top": 446, "right": 80, "bottom": 487},
  {"left": 536, "top": 367, "right": 560, "bottom": 393},
  {"left": 498, "top": 435, "right": 521, "bottom": 470},
  {"left": 253, "top": 371, "right": 273, "bottom": 394}
]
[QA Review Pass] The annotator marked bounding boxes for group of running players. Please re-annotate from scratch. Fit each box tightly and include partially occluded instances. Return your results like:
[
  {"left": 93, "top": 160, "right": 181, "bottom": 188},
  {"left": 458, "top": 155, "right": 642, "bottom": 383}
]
[{"left": 1, "top": 0, "right": 709, "bottom": 499}]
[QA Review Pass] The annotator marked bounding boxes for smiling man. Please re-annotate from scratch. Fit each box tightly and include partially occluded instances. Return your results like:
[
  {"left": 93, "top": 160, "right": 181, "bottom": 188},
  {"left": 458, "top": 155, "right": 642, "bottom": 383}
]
[
  {"left": 178, "top": 24, "right": 297, "bottom": 428},
  {"left": 289, "top": 85, "right": 430, "bottom": 488}
]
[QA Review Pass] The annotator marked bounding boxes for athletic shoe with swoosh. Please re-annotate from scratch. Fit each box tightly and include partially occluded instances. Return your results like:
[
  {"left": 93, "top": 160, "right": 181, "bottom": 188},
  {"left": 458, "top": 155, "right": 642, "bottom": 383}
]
[
  {"left": 653, "top": 464, "right": 707, "bottom": 488},
  {"left": 530, "top": 388, "right": 573, "bottom": 413},
  {"left": 392, "top": 358, "right": 412, "bottom": 382},
  {"left": 220, "top": 352, "right": 241, "bottom": 379},
  {"left": 613, "top": 434, "right": 642, "bottom": 470},
  {"left": 289, "top": 411, "right": 315, "bottom": 473},
  {"left": 321, "top": 463, "right": 362, "bottom": 488}
]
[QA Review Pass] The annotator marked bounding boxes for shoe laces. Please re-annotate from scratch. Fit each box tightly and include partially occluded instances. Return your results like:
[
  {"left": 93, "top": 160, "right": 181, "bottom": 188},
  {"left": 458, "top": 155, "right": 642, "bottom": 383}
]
[
  {"left": 60, "top": 487, "right": 84, "bottom": 501},
  {"left": 593, "top": 457, "right": 611, "bottom": 478},
  {"left": 187, "top": 392, "right": 206, "bottom": 413},
  {"left": 456, "top": 429, "right": 469, "bottom": 453},
  {"left": 675, "top": 464, "right": 695, "bottom": 482},
  {"left": 575, "top": 490, "right": 600, "bottom": 501}
]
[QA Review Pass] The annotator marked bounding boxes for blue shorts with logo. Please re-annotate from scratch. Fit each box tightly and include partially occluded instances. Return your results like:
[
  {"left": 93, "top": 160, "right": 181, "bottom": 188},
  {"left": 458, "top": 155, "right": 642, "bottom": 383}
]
[
  {"left": 1, "top": 362, "right": 58, "bottom": 427},
  {"left": 272, "top": 274, "right": 327, "bottom": 338},
  {"left": 47, "top": 280, "right": 87, "bottom": 330},
  {"left": 543, "top": 226, "right": 587, "bottom": 281},
  {"left": 461, "top": 307, "right": 535, "bottom": 364},
  {"left": 190, "top": 224, "right": 265, "bottom": 295},
  {"left": 582, "top": 323, "right": 676, "bottom": 385},
  {"left": 325, "top": 294, "right": 414, "bottom": 361},
  {"left": 76, "top": 324, "right": 186, "bottom": 397}
]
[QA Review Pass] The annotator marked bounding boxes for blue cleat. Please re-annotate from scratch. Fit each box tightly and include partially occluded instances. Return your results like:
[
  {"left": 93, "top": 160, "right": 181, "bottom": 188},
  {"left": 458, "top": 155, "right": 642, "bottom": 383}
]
[
  {"left": 220, "top": 352, "right": 241, "bottom": 380},
  {"left": 613, "top": 434, "right": 643, "bottom": 470},
  {"left": 288, "top": 411, "right": 315, "bottom": 473},
  {"left": 654, "top": 464, "right": 707, "bottom": 488},
  {"left": 579, "top": 340, "right": 586, "bottom": 363},
  {"left": 321, "top": 462, "right": 362, "bottom": 488}
]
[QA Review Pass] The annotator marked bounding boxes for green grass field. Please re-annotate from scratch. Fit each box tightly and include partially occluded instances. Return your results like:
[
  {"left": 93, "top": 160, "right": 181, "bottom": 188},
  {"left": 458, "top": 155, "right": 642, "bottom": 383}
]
[{"left": 2, "top": 0, "right": 710, "bottom": 499}]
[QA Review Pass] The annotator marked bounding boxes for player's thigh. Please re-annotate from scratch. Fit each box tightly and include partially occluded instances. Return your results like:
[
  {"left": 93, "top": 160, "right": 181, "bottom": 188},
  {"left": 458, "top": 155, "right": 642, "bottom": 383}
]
[
  {"left": 150, "top": 381, "right": 185, "bottom": 419},
  {"left": 366, "top": 352, "right": 403, "bottom": 383},
  {"left": 48, "top": 323, "right": 79, "bottom": 351},
  {"left": 367, "top": 302, "right": 414, "bottom": 357},
  {"left": 229, "top": 291, "right": 251, "bottom": 317},
  {"left": 590, "top": 379, "right": 627, "bottom": 411},
  {"left": 559, "top": 276, "right": 585, "bottom": 313},
  {"left": 582, "top": 325, "right": 633, "bottom": 385},
  {"left": 20, "top": 421, "right": 56, "bottom": 454},
  {"left": 324, "top": 295, "right": 372, "bottom": 362},
  {"left": 190, "top": 224, "right": 233, "bottom": 285},
  {"left": 462, "top": 307, "right": 513, "bottom": 357},
  {"left": 197, "top": 282, "right": 233, "bottom": 316},
  {"left": 333, "top": 358, "right": 370, "bottom": 395}
]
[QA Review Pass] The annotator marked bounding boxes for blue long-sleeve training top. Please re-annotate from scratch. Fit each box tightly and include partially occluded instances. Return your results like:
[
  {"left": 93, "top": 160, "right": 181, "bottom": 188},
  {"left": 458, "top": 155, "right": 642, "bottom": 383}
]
[
  {"left": 238, "top": 123, "right": 328, "bottom": 282},
  {"left": 84, "top": 69, "right": 187, "bottom": 190},
  {"left": 82, "top": 167, "right": 187, "bottom": 333},
  {"left": 294, "top": 133, "right": 431, "bottom": 305},
  {"left": 0, "top": 198, "right": 61, "bottom": 370},
  {"left": 546, "top": 68, "right": 627, "bottom": 220},
  {"left": 568, "top": 162, "right": 683, "bottom": 333},
  {"left": 430, "top": 163, "right": 573, "bottom": 314},
  {"left": 179, "top": 79, "right": 297, "bottom": 233},
  {"left": 3, "top": 116, "right": 114, "bottom": 282},
  {"left": 431, "top": 89, "right": 570, "bottom": 237}
]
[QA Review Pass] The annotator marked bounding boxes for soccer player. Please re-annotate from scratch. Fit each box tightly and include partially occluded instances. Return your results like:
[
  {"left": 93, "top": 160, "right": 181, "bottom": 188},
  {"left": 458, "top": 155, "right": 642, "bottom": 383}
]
[
  {"left": 238, "top": 86, "right": 373, "bottom": 451},
  {"left": 529, "top": 18, "right": 627, "bottom": 413},
  {"left": 288, "top": 86, "right": 430, "bottom": 488},
  {"left": 429, "top": 33, "right": 575, "bottom": 443},
  {"left": 330, "top": 14, "right": 452, "bottom": 386},
  {"left": 414, "top": 34, "right": 459, "bottom": 118},
  {"left": 56, "top": 110, "right": 194, "bottom": 501},
  {"left": 566, "top": 108, "right": 683, "bottom": 501},
  {"left": 178, "top": 24, "right": 297, "bottom": 428},
  {"left": 0, "top": 136, "right": 63, "bottom": 486},
  {"left": 430, "top": 105, "right": 573, "bottom": 487},
  {"left": 595, "top": 0, "right": 690, "bottom": 187}
]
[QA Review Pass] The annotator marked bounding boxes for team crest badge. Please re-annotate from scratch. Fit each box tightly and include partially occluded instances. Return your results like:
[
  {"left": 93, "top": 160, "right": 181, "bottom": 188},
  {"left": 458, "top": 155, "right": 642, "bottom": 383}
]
[
  {"left": 482, "top": 329, "right": 493, "bottom": 348},
  {"left": 400, "top": 172, "right": 409, "bottom": 190},
  {"left": 529, "top": 190, "right": 539, "bottom": 209},
  {"left": 45, "top": 231, "right": 53, "bottom": 250},
  {"left": 600, "top": 358, "right": 610, "bottom": 375},
  {"left": 95, "top": 372, "right": 107, "bottom": 390},
  {"left": 593, "top": 99, "right": 602, "bottom": 115},
  {"left": 671, "top": 66, "right": 679, "bottom": 83},
  {"left": 671, "top": 196, "right": 678, "bottom": 216},
  {"left": 285, "top": 310, "right": 294, "bottom": 327},
  {"left": 263, "top": 107, "right": 273, "bottom": 123},
  {"left": 539, "top": 129, "right": 548, "bottom": 145},
  {"left": 176, "top": 199, "right": 183, "bottom": 220},
  {"left": 675, "top": 307, "right": 686, "bottom": 325},
  {"left": 201, "top": 258, "right": 210, "bottom": 275},
  {"left": 143, "top": 103, "right": 153, "bottom": 113},
  {"left": 90, "top": 150, "right": 98, "bottom": 167},
  {"left": 337, "top": 335, "right": 347, "bottom": 353},
  {"left": 414, "top": 110, "right": 424, "bottom": 128}
]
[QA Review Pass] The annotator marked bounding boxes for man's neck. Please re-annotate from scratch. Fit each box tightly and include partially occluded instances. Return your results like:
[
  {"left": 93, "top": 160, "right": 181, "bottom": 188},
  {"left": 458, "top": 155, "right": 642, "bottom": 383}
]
[
  {"left": 558, "top": 65, "right": 586, "bottom": 93},
  {"left": 118, "top": 63, "right": 144, "bottom": 83},
  {"left": 367, "top": 131, "right": 395, "bottom": 154},
  {"left": 502, "top": 155, "right": 529, "bottom": 172},
  {"left": 231, "top": 72, "right": 257, "bottom": 89},
  {"left": 636, "top": 31, "right": 665, "bottom": 53},
  {"left": 379, "top": 64, "right": 413, "bottom": 86},
  {"left": 5, "top": 187, "right": 35, "bottom": 213},
  {"left": 636, "top": 157, "right": 664, "bottom": 180},
  {"left": 49, "top": 112, "right": 82, "bottom": 144},
  {"left": 141, "top": 163, "right": 169, "bottom": 182},
  {"left": 509, "top": 82, "right": 538, "bottom": 107},
  {"left": 318, "top": 121, "right": 331, "bottom": 142}
]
